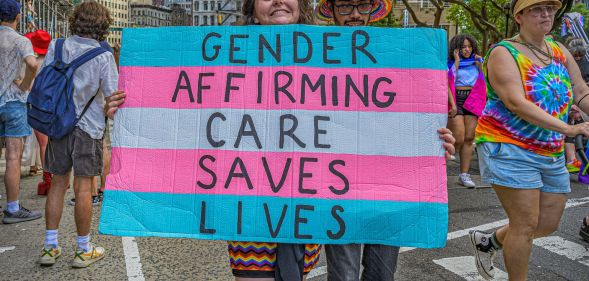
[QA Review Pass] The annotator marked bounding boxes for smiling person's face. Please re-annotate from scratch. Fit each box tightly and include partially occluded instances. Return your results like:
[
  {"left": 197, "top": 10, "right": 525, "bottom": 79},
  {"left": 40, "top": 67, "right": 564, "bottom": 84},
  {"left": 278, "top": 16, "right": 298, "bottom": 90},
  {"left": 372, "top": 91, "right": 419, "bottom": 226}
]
[
  {"left": 331, "top": 0, "right": 371, "bottom": 26},
  {"left": 254, "top": 0, "right": 300, "bottom": 25}
]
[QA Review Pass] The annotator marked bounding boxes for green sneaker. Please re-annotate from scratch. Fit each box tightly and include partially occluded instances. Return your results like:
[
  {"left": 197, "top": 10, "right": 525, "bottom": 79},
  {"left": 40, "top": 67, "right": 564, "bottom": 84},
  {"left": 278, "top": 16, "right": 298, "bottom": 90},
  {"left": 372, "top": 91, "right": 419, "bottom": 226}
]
[
  {"left": 39, "top": 246, "right": 62, "bottom": 266},
  {"left": 71, "top": 243, "right": 105, "bottom": 268}
]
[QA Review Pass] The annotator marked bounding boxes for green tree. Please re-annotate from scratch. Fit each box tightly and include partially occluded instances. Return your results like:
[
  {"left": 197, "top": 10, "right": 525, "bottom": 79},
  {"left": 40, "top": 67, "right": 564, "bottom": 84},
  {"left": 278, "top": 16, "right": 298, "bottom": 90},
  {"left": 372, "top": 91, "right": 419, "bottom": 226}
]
[{"left": 446, "top": 0, "right": 576, "bottom": 53}]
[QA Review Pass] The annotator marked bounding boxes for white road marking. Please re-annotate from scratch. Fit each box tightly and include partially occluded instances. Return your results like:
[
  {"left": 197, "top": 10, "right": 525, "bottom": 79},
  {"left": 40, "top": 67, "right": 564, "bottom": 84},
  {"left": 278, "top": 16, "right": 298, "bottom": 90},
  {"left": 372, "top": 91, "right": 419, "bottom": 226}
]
[
  {"left": 533, "top": 236, "right": 589, "bottom": 266},
  {"left": 307, "top": 264, "right": 328, "bottom": 279},
  {"left": 433, "top": 256, "right": 508, "bottom": 281},
  {"left": 0, "top": 246, "right": 15, "bottom": 254},
  {"left": 122, "top": 237, "right": 145, "bottom": 281}
]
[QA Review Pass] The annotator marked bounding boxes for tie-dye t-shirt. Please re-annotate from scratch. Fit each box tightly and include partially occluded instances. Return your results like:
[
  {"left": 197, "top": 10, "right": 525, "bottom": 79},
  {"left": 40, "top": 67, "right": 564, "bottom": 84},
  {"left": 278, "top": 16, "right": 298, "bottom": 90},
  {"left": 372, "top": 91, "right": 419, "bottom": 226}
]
[{"left": 475, "top": 38, "right": 572, "bottom": 157}]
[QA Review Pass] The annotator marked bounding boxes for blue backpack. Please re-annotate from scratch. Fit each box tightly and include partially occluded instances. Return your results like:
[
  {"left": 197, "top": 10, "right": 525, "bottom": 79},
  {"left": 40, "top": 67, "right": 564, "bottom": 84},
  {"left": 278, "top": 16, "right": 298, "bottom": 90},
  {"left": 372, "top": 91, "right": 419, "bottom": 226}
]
[{"left": 27, "top": 39, "right": 108, "bottom": 139}]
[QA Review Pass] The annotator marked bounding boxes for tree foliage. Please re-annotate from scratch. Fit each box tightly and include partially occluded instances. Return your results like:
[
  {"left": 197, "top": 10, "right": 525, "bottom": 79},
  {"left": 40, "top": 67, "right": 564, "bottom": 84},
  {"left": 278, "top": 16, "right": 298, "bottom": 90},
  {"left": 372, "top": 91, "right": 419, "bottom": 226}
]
[{"left": 445, "top": 0, "right": 576, "bottom": 53}]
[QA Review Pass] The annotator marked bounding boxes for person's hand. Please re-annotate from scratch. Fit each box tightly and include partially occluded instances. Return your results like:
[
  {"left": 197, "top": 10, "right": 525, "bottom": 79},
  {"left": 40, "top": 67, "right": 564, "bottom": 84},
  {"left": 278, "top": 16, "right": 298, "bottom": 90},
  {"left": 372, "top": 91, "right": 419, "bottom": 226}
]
[
  {"left": 475, "top": 54, "right": 482, "bottom": 61},
  {"left": 449, "top": 105, "right": 457, "bottom": 118},
  {"left": 570, "top": 104, "right": 582, "bottom": 122},
  {"left": 566, "top": 122, "right": 589, "bottom": 137},
  {"left": 453, "top": 49, "right": 460, "bottom": 62},
  {"left": 105, "top": 91, "right": 126, "bottom": 119},
  {"left": 438, "top": 127, "right": 456, "bottom": 160}
]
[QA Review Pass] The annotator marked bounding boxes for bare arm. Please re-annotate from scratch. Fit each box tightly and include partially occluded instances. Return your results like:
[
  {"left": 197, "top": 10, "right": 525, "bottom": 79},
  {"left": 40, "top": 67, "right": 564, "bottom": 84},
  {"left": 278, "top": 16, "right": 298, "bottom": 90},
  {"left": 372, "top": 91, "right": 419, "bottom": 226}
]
[
  {"left": 487, "top": 46, "right": 589, "bottom": 137},
  {"left": 16, "top": 56, "right": 38, "bottom": 92}
]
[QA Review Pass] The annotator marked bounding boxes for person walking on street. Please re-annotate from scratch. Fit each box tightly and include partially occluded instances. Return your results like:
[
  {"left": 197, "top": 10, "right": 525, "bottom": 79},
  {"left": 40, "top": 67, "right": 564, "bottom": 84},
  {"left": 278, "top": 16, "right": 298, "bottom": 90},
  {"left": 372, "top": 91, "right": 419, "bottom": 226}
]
[
  {"left": 469, "top": 0, "right": 589, "bottom": 280},
  {"left": 447, "top": 34, "right": 486, "bottom": 188}
]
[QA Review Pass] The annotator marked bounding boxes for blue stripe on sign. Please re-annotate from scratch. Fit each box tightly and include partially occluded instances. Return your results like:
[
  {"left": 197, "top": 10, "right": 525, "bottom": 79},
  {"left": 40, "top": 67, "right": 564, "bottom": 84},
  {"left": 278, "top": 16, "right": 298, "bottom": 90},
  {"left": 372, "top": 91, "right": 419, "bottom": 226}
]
[
  {"left": 112, "top": 107, "right": 447, "bottom": 157},
  {"left": 120, "top": 25, "right": 447, "bottom": 70},
  {"left": 99, "top": 190, "right": 448, "bottom": 248}
]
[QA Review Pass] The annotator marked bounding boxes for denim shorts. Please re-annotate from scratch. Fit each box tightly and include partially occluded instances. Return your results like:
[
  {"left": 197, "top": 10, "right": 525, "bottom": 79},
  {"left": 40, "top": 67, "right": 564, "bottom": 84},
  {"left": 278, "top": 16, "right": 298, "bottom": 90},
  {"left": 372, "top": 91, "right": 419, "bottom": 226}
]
[
  {"left": 0, "top": 101, "right": 32, "bottom": 137},
  {"left": 478, "top": 142, "right": 570, "bottom": 193}
]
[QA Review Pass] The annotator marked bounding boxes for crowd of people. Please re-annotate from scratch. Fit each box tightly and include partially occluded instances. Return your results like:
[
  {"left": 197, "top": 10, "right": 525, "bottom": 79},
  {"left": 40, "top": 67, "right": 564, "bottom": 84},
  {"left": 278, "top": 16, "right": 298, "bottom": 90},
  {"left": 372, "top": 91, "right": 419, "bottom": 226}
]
[{"left": 1, "top": 0, "right": 589, "bottom": 280}]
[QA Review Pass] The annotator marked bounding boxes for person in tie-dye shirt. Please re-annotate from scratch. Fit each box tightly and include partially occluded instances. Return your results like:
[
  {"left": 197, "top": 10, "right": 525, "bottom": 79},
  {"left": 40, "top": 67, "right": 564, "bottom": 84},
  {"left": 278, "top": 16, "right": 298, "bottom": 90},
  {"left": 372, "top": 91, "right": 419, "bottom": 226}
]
[{"left": 467, "top": 0, "right": 589, "bottom": 280}]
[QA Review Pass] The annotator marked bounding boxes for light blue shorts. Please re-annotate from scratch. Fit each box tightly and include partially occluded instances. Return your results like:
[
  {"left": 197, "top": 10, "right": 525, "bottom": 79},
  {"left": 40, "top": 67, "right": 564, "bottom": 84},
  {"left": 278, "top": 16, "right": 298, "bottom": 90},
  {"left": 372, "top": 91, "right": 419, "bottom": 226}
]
[
  {"left": 478, "top": 142, "right": 571, "bottom": 194},
  {"left": 0, "top": 101, "right": 32, "bottom": 138}
]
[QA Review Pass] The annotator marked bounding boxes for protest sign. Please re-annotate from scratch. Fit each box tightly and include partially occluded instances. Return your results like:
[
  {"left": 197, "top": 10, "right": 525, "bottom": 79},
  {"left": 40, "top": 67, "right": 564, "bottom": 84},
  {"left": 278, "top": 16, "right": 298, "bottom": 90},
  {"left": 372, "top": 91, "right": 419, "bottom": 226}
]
[{"left": 99, "top": 25, "right": 449, "bottom": 248}]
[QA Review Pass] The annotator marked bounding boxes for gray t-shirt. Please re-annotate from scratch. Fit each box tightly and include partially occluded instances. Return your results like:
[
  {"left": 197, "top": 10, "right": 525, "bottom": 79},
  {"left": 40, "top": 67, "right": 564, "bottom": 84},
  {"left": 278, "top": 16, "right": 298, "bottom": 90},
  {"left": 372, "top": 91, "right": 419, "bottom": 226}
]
[
  {"left": 0, "top": 26, "right": 35, "bottom": 106},
  {"left": 42, "top": 36, "right": 119, "bottom": 139}
]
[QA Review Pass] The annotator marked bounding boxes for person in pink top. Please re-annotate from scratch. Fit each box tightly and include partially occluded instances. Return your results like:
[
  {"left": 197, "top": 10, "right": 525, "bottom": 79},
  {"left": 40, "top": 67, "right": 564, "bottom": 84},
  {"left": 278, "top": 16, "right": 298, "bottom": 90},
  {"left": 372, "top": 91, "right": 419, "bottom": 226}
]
[{"left": 447, "top": 34, "right": 487, "bottom": 188}]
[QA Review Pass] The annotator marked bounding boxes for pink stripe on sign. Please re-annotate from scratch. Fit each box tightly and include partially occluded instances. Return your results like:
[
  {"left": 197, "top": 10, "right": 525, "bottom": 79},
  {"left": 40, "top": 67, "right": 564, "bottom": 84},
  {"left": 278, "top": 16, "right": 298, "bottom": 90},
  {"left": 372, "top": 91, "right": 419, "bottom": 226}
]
[
  {"left": 106, "top": 147, "right": 448, "bottom": 203},
  {"left": 118, "top": 66, "right": 447, "bottom": 113}
]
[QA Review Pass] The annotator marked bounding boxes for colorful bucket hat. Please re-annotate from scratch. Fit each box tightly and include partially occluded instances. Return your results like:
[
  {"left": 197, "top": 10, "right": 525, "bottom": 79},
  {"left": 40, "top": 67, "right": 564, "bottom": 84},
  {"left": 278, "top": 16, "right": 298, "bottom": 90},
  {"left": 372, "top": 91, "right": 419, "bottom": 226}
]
[{"left": 315, "top": 0, "right": 393, "bottom": 23}]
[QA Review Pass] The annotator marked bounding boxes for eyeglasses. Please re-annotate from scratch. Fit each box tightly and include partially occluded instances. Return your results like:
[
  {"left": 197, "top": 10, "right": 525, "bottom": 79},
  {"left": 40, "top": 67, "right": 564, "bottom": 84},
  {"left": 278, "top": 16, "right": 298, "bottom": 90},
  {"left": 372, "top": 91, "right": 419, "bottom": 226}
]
[
  {"left": 526, "top": 5, "right": 558, "bottom": 16},
  {"left": 334, "top": 3, "right": 373, "bottom": 15}
]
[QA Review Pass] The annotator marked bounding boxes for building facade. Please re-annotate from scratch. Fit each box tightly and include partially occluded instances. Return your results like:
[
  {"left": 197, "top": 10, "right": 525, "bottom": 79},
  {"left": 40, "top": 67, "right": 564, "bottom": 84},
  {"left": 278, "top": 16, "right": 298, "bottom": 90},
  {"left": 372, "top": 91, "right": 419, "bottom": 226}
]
[
  {"left": 94, "top": 0, "right": 129, "bottom": 45},
  {"left": 193, "top": 0, "right": 240, "bottom": 26},
  {"left": 130, "top": 3, "right": 172, "bottom": 27}
]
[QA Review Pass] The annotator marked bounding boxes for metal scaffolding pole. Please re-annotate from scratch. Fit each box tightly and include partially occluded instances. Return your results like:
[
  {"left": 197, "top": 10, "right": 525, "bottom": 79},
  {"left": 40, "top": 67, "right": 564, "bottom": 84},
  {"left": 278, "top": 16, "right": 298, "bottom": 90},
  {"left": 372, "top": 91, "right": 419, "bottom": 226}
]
[{"left": 17, "top": 0, "right": 72, "bottom": 37}]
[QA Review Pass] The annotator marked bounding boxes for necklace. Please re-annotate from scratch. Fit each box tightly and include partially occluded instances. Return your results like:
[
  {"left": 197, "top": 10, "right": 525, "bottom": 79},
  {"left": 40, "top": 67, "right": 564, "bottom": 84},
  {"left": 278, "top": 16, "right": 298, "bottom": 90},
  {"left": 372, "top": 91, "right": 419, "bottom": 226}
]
[{"left": 508, "top": 35, "right": 553, "bottom": 65}]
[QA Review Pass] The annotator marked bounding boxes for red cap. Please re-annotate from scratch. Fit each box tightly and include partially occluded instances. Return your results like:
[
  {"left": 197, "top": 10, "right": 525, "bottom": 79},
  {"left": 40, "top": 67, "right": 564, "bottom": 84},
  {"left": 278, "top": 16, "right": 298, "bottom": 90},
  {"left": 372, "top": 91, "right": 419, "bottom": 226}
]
[{"left": 24, "top": 30, "right": 51, "bottom": 55}]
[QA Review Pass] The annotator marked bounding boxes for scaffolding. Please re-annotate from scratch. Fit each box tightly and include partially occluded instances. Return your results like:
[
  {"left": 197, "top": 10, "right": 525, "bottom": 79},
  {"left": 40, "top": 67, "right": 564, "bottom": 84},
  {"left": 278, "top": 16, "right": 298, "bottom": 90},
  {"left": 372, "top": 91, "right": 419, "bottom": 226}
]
[{"left": 18, "top": 0, "right": 74, "bottom": 38}]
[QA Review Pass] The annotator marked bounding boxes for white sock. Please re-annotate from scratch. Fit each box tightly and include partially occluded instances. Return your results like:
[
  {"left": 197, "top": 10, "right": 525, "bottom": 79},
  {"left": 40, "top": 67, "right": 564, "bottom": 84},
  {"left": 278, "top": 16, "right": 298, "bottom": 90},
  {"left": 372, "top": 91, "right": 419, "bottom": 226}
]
[
  {"left": 44, "top": 229, "right": 58, "bottom": 249},
  {"left": 77, "top": 235, "right": 90, "bottom": 252},
  {"left": 7, "top": 200, "right": 19, "bottom": 213}
]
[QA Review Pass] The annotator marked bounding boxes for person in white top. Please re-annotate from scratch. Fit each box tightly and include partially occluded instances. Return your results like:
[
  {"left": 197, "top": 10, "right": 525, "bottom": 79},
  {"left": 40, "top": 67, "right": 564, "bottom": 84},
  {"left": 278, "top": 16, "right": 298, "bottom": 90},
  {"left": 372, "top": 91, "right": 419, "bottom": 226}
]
[
  {"left": 37, "top": 1, "right": 120, "bottom": 268},
  {"left": 0, "top": 0, "right": 42, "bottom": 224}
]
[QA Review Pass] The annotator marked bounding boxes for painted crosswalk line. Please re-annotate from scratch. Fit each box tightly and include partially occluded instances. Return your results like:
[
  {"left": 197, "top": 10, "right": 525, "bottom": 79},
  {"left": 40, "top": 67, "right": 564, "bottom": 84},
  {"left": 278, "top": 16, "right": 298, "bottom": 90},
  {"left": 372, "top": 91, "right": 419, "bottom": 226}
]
[
  {"left": 533, "top": 236, "right": 589, "bottom": 266},
  {"left": 433, "top": 256, "right": 508, "bottom": 281}
]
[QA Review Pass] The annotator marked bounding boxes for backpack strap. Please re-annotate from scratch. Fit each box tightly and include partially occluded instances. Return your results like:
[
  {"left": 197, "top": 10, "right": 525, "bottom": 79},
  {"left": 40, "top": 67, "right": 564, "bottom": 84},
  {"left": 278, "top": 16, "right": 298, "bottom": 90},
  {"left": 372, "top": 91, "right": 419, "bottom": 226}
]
[
  {"left": 68, "top": 47, "right": 108, "bottom": 71},
  {"left": 54, "top": 38, "right": 65, "bottom": 63},
  {"left": 78, "top": 91, "right": 98, "bottom": 121}
]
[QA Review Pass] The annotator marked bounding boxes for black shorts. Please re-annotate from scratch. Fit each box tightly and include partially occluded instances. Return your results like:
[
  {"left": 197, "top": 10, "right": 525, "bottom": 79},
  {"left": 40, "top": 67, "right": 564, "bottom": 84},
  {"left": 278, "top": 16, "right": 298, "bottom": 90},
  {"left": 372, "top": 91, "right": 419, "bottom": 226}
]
[
  {"left": 456, "top": 89, "right": 477, "bottom": 116},
  {"left": 45, "top": 127, "right": 103, "bottom": 177}
]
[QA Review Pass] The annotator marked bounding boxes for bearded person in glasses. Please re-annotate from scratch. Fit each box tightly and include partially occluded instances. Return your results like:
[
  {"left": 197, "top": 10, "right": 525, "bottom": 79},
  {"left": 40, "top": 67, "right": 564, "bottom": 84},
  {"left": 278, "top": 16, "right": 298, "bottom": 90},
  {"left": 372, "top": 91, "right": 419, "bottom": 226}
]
[
  {"left": 314, "top": 1, "right": 448, "bottom": 280},
  {"left": 468, "top": 0, "right": 589, "bottom": 280}
]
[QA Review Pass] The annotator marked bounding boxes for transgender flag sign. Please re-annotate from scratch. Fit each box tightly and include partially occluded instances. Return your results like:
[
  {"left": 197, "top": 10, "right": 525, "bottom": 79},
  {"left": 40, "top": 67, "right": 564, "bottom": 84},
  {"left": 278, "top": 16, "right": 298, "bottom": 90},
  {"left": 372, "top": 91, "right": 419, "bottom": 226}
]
[{"left": 99, "top": 25, "right": 449, "bottom": 248}]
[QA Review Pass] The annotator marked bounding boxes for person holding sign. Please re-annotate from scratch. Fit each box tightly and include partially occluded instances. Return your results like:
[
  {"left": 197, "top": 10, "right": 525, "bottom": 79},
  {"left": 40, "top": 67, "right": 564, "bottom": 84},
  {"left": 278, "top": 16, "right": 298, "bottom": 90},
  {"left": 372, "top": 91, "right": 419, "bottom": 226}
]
[
  {"left": 469, "top": 0, "right": 589, "bottom": 280},
  {"left": 104, "top": 1, "right": 456, "bottom": 280},
  {"left": 315, "top": 0, "right": 455, "bottom": 280},
  {"left": 447, "top": 34, "right": 486, "bottom": 188},
  {"left": 226, "top": 0, "right": 321, "bottom": 280}
]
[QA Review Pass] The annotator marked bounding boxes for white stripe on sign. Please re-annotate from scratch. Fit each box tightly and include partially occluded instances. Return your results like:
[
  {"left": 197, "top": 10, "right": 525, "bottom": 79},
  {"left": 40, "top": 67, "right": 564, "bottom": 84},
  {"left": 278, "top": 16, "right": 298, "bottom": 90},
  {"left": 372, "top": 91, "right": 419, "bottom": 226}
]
[
  {"left": 122, "top": 237, "right": 145, "bottom": 281},
  {"left": 433, "top": 256, "right": 508, "bottom": 281},
  {"left": 533, "top": 236, "right": 589, "bottom": 266},
  {"left": 0, "top": 246, "right": 15, "bottom": 253},
  {"left": 113, "top": 108, "right": 445, "bottom": 157}
]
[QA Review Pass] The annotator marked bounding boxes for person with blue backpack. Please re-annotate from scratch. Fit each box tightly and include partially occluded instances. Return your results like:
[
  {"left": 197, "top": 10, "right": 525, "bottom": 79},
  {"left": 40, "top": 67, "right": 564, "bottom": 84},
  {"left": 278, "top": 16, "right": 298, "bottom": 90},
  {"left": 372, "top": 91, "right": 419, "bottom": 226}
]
[
  {"left": 32, "top": 1, "right": 120, "bottom": 268},
  {"left": 0, "top": 0, "right": 43, "bottom": 224}
]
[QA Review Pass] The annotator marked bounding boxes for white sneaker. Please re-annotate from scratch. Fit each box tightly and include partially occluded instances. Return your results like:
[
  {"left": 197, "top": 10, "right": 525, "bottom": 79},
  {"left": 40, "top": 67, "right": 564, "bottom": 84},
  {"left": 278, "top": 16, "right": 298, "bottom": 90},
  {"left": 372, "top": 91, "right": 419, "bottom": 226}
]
[
  {"left": 469, "top": 230, "right": 497, "bottom": 280},
  {"left": 449, "top": 154, "right": 456, "bottom": 161},
  {"left": 458, "top": 173, "right": 476, "bottom": 188}
]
